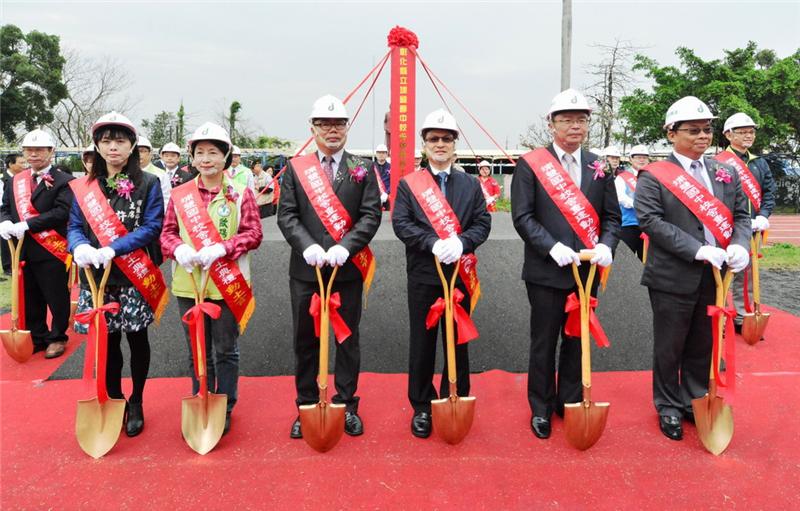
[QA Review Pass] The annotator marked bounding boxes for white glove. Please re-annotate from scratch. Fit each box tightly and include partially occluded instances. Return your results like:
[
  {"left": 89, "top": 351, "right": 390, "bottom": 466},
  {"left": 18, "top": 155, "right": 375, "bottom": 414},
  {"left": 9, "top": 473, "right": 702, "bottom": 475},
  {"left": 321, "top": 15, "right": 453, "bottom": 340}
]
[
  {"left": 0, "top": 221, "right": 13, "bottom": 240},
  {"left": 440, "top": 236, "right": 463, "bottom": 265},
  {"left": 752, "top": 215, "right": 770, "bottom": 232},
  {"left": 432, "top": 239, "right": 447, "bottom": 260},
  {"left": 726, "top": 244, "right": 750, "bottom": 273},
  {"left": 325, "top": 244, "right": 350, "bottom": 267},
  {"left": 380, "top": 192, "right": 389, "bottom": 203},
  {"left": 197, "top": 243, "right": 226, "bottom": 270},
  {"left": 174, "top": 243, "right": 198, "bottom": 272},
  {"left": 589, "top": 243, "right": 613, "bottom": 268},
  {"left": 695, "top": 245, "right": 727, "bottom": 269},
  {"left": 487, "top": 197, "right": 496, "bottom": 205},
  {"left": 549, "top": 242, "right": 580, "bottom": 267},
  {"left": 97, "top": 246, "right": 116, "bottom": 268},
  {"left": 73, "top": 244, "right": 99, "bottom": 269},
  {"left": 10, "top": 221, "right": 29, "bottom": 239},
  {"left": 302, "top": 243, "right": 326, "bottom": 267}
]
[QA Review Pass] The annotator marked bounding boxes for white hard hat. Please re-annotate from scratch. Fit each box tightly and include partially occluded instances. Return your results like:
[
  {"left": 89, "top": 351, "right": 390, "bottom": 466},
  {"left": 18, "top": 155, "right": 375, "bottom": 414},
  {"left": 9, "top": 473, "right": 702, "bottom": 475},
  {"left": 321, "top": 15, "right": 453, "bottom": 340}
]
[
  {"left": 663, "top": 96, "right": 716, "bottom": 129},
  {"left": 82, "top": 144, "right": 96, "bottom": 154},
  {"left": 478, "top": 160, "right": 491, "bottom": 168},
  {"left": 602, "top": 146, "right": 622, "bottom": 158},
  {"left": 723, "top": 112, "right": 757, "bottom": 133},
  {"left": 375, "top": 143, "right": 388, "bottom": 152},
  {"left": 590, "top": 147, "right": 603, "bottom": 156},
  {"left": 414, "top": 149, "right": 422, "bottom": 158},
  {"left": 629, "top": 145, "right": 649, "bottom": 157},
  {"left": 232, "top": 145, "right": 242, "bottom": 155},
  {"left": 91, "top": 111, "right": 137, "bottom": 138},
  {"left": 547, "top": 88, "right": 592, "bottom": 119},
  {"left": 187, "top": 122, "right": 232, "bottom": 151},
  {"left": 21, "top": 129, "right": 55, "bottom": 148},
  {"left": 420, "top": 109, "right": 459, "bottom": 136},
  {"left": 138, "top": 135, "right": 152, "bottom": 149},
  {"left": 309, "top": 94, "right": 349, "bottom": 120},
  {"left": 160, "top": 142, "right": 181, "bottom": 154}
]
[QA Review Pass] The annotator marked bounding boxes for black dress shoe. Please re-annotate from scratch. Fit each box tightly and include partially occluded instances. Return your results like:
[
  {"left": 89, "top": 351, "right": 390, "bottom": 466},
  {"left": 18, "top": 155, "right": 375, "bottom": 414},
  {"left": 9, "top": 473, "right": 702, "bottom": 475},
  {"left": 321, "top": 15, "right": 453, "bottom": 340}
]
[
  {"left": 32, "top": 343, "right": 47, "bottom": 354},
  {"left": 531, "top": 416, "right": 551, "bottom": 439},
  {"left": 411, "top": 412, "right": 432, "bottom": 438},
  {"left": 344, "top": 411, "right": 363, "bottom": 436},
  {"left": 223, "top": 412, "right": 232, "bottom": 436},
  {"left": 734, "top": 322, "right": 742, "bottom": 334},
  {"left": 659, "top": 415, "right": 682, "bottom": 441},
  {"left": 125, "top": 402, "right": 144, "bottom": 437},
  {"left": 290, "top": 417, "right": 302, "bottom": 439},
  {"left": 683, "top": 412, "right": 695, "bottom": 425}
]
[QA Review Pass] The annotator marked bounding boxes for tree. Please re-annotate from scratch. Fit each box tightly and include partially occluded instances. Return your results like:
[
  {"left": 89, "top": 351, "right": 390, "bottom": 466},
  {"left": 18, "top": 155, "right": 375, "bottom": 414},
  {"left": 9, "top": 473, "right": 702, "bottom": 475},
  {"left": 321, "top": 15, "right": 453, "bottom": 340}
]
[
  {"left": 519, "top": 118, "right": 552, "bottom": 150},
  {"left": 238, "top": 134, "right": 293, "bottom": 150},
  {"left": 141, "top": 111, "right": 178, "bottom": 148},
  {"left": 228, "top": 100, "right": 242, "bottom": 145},
  {"left": 619, "top": 42, "right": 800, "bottom": 153},
  {"left": 0, "top": 24, "right": 68, "bottom": 142},
  {"left": 176, "top": 101, "right": 186, "bottom": 145}
]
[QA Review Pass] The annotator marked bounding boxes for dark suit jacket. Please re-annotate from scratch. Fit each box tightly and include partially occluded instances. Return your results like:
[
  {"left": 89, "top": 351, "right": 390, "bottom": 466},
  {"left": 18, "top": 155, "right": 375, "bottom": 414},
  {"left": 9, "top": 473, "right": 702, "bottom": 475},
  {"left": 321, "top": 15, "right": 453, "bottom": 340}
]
[
  {"left": 511, "top": 145, "right": 621, "bottom": 289},
  {"left": 635, "top": 154, "right": 751, "bottom": 294},
  {"left": 277, "top": 151, "right": 382, "bottom": 282},
  {"left": 392, "top": 168, "right": 491, "bottom": 286},
  {"left": 727, "top": 148, "right": 776, "bottom": 218},
  {"left": 0, "top": 167, "right": 75, "bottom": 263}
]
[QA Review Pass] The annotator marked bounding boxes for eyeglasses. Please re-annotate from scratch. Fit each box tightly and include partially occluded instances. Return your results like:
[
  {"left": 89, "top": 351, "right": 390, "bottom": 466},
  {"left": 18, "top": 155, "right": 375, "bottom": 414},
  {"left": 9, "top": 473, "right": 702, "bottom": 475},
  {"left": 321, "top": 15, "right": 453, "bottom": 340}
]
[
  {"left": 553, "top": 118, "right": 589, "bottom": 126},
  {"left": 675, "top": 127, "right": 713, "bottom": 136},
  {"left": 732, "top": 129, "right": 756, "bottom": 136},
  {"left": 424, "top": 135, "right": 455, "bottom": 144},
  {"left": 312, "top": 120, "right": 348, "bottom": 132}
]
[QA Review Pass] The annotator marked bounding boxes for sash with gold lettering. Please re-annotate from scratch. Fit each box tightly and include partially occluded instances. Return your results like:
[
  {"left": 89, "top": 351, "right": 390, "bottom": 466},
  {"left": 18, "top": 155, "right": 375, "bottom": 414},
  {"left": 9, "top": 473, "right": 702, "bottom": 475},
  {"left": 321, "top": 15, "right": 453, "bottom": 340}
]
[
  {"left": 13, "top": 170, "right": 72, "bottom": 268},
  {"left": 714, "top": 150, "right": 761, "bottom": 212},
  {"left": 171, "top": 180, "right": 256, "bottom": 331},
  {"left": 619, "top": 171, "right": 637, "bottom": 192},
  {"left": 641, "top": 161, "right": 733, "bottom": 249},
  {"left": 404, "top": 170, "right": 482, "bottom": 313},
  {"left": 291, "top": 153, "right": 377, "bottom": 296},
  {"left": 70, "top": 176, "right": 169, "bottom": 321}
]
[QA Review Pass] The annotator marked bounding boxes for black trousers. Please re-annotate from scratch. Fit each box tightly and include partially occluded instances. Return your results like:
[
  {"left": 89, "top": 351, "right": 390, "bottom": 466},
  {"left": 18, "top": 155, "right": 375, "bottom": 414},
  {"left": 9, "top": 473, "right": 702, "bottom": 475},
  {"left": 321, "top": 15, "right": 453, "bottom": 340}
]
[
  {"left": 525, "top": 282, "right": 584, "bottom": 418},
  {"left": 407, "top": 279, "right": 470, "bottom": 413},
  {"left": 23, "top": 257, "right": 70, "bottom": 346},
  {"left": 105, "top": 329, "right": 150, "bottom": 404},
  {"left": 648, "top": 266, "right": 716, "bottom": 418},
  {"left": 290, "top": 277, "right": 363, "bottom": 413},
  {"left": 620, "top": 225, "right": 644, "bottom": 260}
]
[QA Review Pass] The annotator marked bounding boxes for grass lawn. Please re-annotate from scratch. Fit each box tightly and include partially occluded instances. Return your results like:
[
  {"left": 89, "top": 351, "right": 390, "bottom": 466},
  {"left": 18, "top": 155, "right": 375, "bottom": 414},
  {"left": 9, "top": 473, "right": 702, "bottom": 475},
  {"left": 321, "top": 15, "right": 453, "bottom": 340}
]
[
  {"left": 0, "top": 275, "right": 9, "bottom": 311},
  {"left": 761, "top": 242, "right": 800, "bottom": 269}
]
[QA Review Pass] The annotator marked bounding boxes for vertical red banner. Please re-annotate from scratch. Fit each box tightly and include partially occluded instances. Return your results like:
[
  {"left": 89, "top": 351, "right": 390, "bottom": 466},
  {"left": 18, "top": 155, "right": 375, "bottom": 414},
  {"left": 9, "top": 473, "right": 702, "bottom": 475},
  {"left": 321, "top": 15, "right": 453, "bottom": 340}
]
[{"left": 388, "top": 27, "right": 418, "bottom": 210}]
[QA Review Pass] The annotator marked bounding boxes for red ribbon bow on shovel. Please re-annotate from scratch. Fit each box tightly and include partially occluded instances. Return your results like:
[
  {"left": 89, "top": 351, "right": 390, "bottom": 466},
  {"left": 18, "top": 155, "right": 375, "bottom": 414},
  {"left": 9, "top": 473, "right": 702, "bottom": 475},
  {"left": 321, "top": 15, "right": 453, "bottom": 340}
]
[
  {"left": 707, "top": 304, "right": 737, "bottom": 403},
  {"left": 310, "top": 292, "right": 352, "bottom": 344},
  {"left": 564, "top": 293, "right": 611, "bottom": 348},
  {"left": 182, "top": 302, "right": 222, "bottom": 381},
  {"left": 425, "top": 288, "right": 479, "bottom": 344},
  {"left": 76, "top": 302, "right": 120, "bottom": 403}
]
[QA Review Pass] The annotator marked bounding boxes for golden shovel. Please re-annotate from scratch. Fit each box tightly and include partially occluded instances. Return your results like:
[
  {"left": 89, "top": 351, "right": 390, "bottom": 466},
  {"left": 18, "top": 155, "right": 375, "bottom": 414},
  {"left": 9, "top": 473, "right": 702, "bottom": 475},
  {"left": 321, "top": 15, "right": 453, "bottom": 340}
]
[
  {"left": 742, "top": 231, "right": 769, "bottom": 345},
  {"left": 564, "top": 252, "right": 610, "bottom": 450},
  {"left": 692, "top": 267, "right": 734, "bottom": 456},
  {"left": 1, "top": 238, "right": 33, "bottom": 363},
  {"left": 299, "top": 266, "right": 346, "bottom": 453},
  {"left": 431, "top": 258, "right": 476, "bottom": 445},
  {"left": 75, "top": 264, "right": 126, "bottom": 459},
  {"left": 68, "top": 262, "right": 79, "bottom": 326},
  {"left": 181, "top": 270, "right": 228, "bottom": 455}
]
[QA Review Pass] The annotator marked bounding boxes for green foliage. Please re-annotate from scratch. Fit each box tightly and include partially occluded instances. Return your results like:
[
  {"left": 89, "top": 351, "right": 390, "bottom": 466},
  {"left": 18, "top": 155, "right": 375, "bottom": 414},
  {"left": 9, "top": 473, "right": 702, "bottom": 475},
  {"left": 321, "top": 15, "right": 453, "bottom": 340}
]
[
  {"left": 237, "top": 134, "right": 293, "bottom": 150},
  {"left": 141, "top": 111, "right": 178, "bottom": 148},
  {"left": 619, "top": 42, "right": 800, "bottom": 152},
  {"left": 761, "top": 242, "right": 800, "bottom": 269},
  {"left": 0, "top": 24, "right": 68, "bottom": 141},
  {"left": 175, "top": 102, "right": 185, "bottom": 145}
]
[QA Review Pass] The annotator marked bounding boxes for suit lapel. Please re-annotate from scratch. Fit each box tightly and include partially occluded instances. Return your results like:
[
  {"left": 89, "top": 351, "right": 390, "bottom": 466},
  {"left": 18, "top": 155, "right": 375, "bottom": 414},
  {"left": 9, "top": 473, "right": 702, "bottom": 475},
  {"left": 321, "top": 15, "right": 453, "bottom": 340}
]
[
  {"left": 580, "top": 149, "right": 594, "bottom": 196},
  {"left": 704, "top": 157, "right": 726, "bottom": 201},
  {"left": 333, "top": 151, "right": 350, "bottom": 194},
  {"left": 30, "top": 177, "right": 46, "bottom": 202}
]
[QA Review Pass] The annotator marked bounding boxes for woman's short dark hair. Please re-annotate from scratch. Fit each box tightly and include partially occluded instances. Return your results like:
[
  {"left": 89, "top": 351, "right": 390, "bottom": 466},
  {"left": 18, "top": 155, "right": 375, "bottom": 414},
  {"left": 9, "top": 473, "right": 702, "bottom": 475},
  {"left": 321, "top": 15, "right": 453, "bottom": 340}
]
[
  {"left": 91, "top": 126, "right": 143, "bottom": 186},
  {"left": 190, "top": 139, "right": 233, "bottom": 169}
]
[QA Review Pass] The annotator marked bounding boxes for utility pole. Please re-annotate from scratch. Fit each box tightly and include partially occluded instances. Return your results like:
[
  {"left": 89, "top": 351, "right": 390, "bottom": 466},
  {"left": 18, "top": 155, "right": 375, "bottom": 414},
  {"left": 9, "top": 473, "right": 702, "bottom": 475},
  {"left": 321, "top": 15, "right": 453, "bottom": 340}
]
[{"left": 561, "top": 0, "right": 572, "bottom": 90}]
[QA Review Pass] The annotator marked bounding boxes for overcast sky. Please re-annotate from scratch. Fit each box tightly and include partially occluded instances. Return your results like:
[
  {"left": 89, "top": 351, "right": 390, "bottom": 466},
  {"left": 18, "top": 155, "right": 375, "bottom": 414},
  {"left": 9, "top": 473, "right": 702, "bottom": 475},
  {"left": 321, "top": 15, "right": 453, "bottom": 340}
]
[{"left": 5, "top": 1, "right": 799, "bottom": 150}]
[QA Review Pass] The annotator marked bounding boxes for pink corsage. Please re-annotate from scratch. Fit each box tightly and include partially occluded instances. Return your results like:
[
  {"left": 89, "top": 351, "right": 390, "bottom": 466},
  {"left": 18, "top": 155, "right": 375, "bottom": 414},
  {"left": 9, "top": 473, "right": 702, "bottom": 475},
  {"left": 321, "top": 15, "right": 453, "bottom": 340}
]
[
  {"left": 715, "top": 168, "right": 732, "bottom": 184},
  {"left": 591, "top": 160, "right": 609, "bottom": 180},
  {"left": 224, "top": 185, "right": 239, "bottom": 202},
  {"left": 349, "top": 163, "right": 368, "bottom": 183},
  {"left": 41, "top": 173, "right": 54, "bottom": 189},
  {"left": 107, "top": 173, "right": 135, "bottom": 200},
  {"left": 170, "top": 173, "right": 181, "bottom": 187}
]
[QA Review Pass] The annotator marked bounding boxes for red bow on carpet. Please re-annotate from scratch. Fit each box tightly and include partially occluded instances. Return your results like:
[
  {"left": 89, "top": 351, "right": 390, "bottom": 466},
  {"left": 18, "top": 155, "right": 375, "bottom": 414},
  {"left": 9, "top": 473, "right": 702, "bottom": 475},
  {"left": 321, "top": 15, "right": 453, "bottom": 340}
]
[
  {"left": 182, "top": 302, "right": 222, "bottom": 382},
  {"left": 707, "top": 304, "right": 737, "bottom": 403},
  {"left": 425, "top": 289, "right": 479, "bottom": 344},
  {"left": 310, "top": 292, "right": 351, "bottom": 344},
  {"left": 75, "top": 302, "right": 120, "bottom": 403},
  {"left": 564, "top": 293, "right": 610, "bottom": 348}
]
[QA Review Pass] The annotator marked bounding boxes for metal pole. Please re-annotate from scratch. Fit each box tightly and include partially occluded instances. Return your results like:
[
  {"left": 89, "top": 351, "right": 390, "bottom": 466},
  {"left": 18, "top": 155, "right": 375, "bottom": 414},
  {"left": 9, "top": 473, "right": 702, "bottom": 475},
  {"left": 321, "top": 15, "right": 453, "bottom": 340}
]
[{"left": 561, "top": 0, "right": 572, "bottom": 90}]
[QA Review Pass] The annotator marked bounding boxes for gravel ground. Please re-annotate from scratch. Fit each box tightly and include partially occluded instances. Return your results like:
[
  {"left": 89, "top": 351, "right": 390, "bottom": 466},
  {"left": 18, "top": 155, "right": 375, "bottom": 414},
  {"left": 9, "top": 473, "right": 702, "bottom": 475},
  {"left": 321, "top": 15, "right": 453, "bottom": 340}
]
[{"left": 759, "top": 269, "right": 800, "bottom": 316}]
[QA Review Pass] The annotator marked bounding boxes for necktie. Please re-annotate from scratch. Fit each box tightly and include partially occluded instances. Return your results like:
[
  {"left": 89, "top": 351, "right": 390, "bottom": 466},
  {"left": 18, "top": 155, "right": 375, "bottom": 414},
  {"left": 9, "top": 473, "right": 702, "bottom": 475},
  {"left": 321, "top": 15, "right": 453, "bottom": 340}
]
[
  {"left": 436, "top": 172, "right": 447, "bottom": 196},
  {"left": 562, "top": 153, "right": 579, "bottom": 186},
  {"left": 321, "top": 156, "right": 334, "bottom": 183},
  {"left": 690, "top": 160, "right": 716, "bottom": 246}
]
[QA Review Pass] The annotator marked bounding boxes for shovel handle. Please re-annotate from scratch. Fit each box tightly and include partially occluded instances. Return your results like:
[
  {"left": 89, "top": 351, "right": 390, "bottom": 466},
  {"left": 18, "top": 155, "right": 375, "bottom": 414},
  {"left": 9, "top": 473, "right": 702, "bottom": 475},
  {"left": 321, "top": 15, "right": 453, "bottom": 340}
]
[
  {"left": 434, "top": 257, "right": 461, "bottom": 393},
  {"left": 710, "top": 267, "right": 734, "bottom": 380},
  {"left": 314, "top": 265, "right": 339, "bottom": 393},
  {"left": 751, "top": 232, "right": 761, "bottom": 304},
  {"left": 7, "top": 238, "right": 24, "bottom": 328},
  {"left": 572, "top": 261, "right": 597, "bottom": 388}
]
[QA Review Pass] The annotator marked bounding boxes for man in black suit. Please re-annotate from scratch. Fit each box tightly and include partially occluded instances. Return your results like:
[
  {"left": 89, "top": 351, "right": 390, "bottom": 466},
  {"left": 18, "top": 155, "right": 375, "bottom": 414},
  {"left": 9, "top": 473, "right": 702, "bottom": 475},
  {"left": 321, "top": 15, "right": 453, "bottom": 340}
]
[
  {"left": 392, "top": 109, "right": 491, "bottom": 438},
  {"left": 635, "top": 96, "right": 751, "bottom": 441},
  {"left": 511, "top": 89, "right": 621, "bottom": 439},
  {"left": 0, "top": 130, "right": 74, "bottom": 358},
  {"left": 277, "top": 94, "right": 382, "bottom": 439},
  {"left": 1, "top": 153, "right": 27, "bottom": 275}
]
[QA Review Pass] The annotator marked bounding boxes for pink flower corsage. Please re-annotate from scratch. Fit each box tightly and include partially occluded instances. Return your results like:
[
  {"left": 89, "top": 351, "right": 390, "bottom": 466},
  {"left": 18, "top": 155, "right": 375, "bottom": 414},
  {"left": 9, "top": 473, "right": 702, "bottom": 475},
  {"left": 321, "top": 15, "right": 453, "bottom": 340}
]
[
  {"left": 349, "top": 164, "right": 368, "bottom": 183},
  {"left": 224, "top": 185, "right": 239, "bottom": 202},
  {"left": 591, "top": 160, "right": 609, "bottom": 180},
  {"left": 170, "top": 173, "right": 181, "bottom": 186},
  {"left": 41, "top": 173, "right": 54, "bottom": 189},
  {"left": 714, "top": 168, "right": 732, "bottom": 184},
  {"left": 107, "top": 173, "right": 135, "bottom": 200}
]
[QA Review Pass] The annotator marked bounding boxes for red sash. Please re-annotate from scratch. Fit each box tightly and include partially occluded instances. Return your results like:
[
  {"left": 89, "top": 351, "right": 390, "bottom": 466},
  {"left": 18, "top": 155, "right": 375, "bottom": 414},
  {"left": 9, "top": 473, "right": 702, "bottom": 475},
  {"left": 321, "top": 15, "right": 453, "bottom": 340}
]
[
  {"left": 714, "top": 150, "right": 761, "bottom": 212},
  {"left": 13, "top": 170, "right": 71, "bottom": 267},
  {"left": 619, "top": 172, "right": 637, "bottom": 192},
  {"left": 70, "top": 177, "right": 169, "bottom": 321},
  {"left": 404, "top": 170, "right": 482, "bottom": 313},
  {"left": 291, "top": 153, "right": 376, "bottom": 295},
  {"left": 373, "top": 164, "right": 388, "bottom": 196},
  {"left": 479, "top": 177, "right": 499, "bottom": 212},
  {"left": 171, "top": 180, "right": 256, "bottom": 332},
  {"left": 521, "top": 148, "right": 600, "bottom": 248},
  {"left": 642, "top": 161, "right": 733, "bottom": 249}
]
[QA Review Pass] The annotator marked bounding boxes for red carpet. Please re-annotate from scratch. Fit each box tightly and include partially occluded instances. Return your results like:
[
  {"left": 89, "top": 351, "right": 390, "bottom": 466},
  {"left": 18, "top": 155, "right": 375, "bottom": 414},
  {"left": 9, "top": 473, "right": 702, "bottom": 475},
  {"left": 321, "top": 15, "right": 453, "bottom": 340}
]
[{"left": 1, "top": 308, "right": 799, "bottom": 509}]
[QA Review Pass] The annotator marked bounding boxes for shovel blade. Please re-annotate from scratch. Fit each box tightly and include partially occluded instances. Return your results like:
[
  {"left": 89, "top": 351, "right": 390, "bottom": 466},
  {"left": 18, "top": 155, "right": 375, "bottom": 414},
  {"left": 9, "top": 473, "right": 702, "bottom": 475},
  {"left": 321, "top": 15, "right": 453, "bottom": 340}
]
[
  {"left": 1, "top": 329, "right": 33, "bottom": 363},
  {"left": 741, "top": 312, "right": 770, "bottom": 345},
  {"left": 181, "top": 392, "right": 228, "bottom": 455},
  {"left": 692, "top": 393, "right": 734, "bottom": 456},
  {"left": 431, "top": 396, "right": 476, "bottom": 445},
  {"left": 75, "top": 397, "right": 126, "bottom": 459},
  {"left": 564, "top": 400, "right": 610, "bottom": 450},
  {"left": 299, "top": 402, "right": 346, "bottom": 453}
]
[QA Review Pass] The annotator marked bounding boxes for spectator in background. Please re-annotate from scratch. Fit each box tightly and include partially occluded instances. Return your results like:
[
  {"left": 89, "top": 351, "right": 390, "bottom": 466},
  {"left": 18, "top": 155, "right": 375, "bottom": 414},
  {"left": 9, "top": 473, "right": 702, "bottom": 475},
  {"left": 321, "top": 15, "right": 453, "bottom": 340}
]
[
  {"left": 81, "top": 145, "right": 95, "bottom": 175},
  {"left": 251, "top": 160, "right": 275, "bottom": 218},
  {"left": 477, "top": 160, "right": 501, "bottom": 212},
  {"left": 1, "top": 153, "right": 27, "bottom": 275}
]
